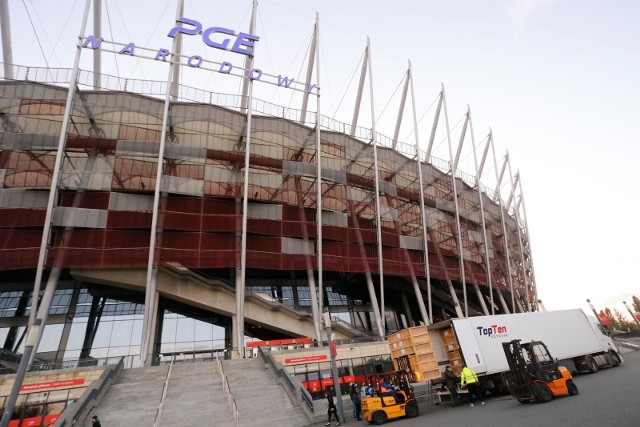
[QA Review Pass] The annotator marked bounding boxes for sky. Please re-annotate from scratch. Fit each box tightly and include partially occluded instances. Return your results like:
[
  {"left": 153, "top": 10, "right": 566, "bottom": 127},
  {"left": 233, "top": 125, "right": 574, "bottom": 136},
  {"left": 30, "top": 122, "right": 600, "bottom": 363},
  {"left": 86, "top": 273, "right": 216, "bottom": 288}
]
[{"left": 2, "top": 0, "right": 640, "bottom": 320}]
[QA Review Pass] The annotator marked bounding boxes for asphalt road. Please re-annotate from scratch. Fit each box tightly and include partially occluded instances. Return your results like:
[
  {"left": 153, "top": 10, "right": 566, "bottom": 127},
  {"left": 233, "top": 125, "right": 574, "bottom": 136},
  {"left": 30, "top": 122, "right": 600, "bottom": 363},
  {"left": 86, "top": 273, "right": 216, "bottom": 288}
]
[{"left": 334, "top": 350, "right": 640, "bottom": 427}]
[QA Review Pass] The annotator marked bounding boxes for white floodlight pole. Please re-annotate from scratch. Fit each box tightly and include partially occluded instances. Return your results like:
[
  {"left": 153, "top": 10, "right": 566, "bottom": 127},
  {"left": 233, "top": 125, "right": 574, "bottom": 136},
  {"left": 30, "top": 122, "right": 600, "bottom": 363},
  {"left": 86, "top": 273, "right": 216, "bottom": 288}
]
[
  {"left": 469, "top": 119, "right": 495, "bottom": 314},
  {"left": 240, "top": 1, "right": 258, "bottom": 112},
  {"left": 169, "top": 0, "right": 184, "bottom": 102},
  {"left": 299, "top": 13, "right": 317, "bottom": 125},
  {"left": 491, "top": 142, "right": 515, "bottom": 313},
  {"left": 141, "top": 0, "right": 184, "bottom": 365},
  {"left": 0, "top": 0, "right": 14, "bottom": 80},
  {"left": 444, "top": 99, "right": 469, "bottom": 318},
  {"left": 347, "top": 44, "right": 384, "bottom": 337},
  {"left": 517, "top": 179, "right": 539, "bottom": 307},
  {"left": 311, "top": 12, "right": 323, "bottom": 342},
  {"left": 421, "top": 90, "right": 444, "bottom": 322},
  {"left": 0, "top": 2, "right": 91, "bottom": 424},
  {"left": 93, "top": 0, "right": 101, "bottom": 89},
  {"left": 424, "top": 88, "right": 463, "bottom": 318},
  {"left": 350, "top": 48, "right": 368, "bottom": 136},
  {"left": 408, "top": 61, "right": 430, "bottom": 324},
  {"left": 237, "top": 0, "right": 258, "bottom": 358},
  {"left": 367, "top": 36, "right": 386, "bottom": 335},
  {"left": 507, "top": 161, "right": 530, "bottom": 311},
  {"left": 392, "top": 70, "right": 410, "bottom": 150}
]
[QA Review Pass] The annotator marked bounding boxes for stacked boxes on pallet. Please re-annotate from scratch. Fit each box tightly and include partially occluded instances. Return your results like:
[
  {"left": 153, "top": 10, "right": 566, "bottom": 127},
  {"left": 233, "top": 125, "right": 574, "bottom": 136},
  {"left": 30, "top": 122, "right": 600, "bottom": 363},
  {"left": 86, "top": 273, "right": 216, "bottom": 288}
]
[
  {"left": 440, "top": 327, "right": 464, "bottom": 374},
  {"left": 387, "top": 326, "right": 440, "bottom": 382}
]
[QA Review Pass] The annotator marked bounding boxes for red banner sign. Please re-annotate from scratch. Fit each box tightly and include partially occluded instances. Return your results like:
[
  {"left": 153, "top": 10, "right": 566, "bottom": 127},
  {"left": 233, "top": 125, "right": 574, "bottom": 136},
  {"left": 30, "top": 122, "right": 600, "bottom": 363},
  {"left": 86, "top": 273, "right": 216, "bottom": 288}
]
[
  {"left": 284, "top": 355, "right": 328, "bottom": 364},
  {"left": 20, "top": 378, "right": 85, "bottom": 392}
]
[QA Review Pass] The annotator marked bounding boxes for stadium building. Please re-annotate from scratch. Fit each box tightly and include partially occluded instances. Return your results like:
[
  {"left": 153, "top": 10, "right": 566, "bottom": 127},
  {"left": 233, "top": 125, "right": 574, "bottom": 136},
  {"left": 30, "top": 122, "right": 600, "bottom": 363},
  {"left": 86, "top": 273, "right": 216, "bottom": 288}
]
[{"left": 0, "top": 0, "right": 537, "bottom": 372}]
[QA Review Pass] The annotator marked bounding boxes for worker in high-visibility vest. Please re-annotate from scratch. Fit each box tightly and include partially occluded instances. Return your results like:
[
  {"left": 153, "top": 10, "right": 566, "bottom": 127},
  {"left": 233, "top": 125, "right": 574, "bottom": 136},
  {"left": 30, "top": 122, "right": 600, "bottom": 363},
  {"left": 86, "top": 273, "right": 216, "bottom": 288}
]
[{"left": 459, "top": 365, "right": 486, "bottom": 407}]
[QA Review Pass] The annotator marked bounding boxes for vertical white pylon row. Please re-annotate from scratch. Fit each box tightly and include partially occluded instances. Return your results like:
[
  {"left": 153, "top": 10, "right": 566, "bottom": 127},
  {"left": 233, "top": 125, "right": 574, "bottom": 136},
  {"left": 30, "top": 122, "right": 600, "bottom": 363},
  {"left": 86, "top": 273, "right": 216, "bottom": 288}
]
[{"left": 15, "top": 0, "right": 539, "bottom": 370}]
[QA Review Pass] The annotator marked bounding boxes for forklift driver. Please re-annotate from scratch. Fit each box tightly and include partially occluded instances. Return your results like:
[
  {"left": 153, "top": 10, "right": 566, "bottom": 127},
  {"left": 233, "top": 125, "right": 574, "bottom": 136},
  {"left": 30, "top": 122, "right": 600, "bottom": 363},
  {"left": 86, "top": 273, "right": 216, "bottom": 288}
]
[{"left": 379, "top": 376, "right": 399, "bottom": 402}]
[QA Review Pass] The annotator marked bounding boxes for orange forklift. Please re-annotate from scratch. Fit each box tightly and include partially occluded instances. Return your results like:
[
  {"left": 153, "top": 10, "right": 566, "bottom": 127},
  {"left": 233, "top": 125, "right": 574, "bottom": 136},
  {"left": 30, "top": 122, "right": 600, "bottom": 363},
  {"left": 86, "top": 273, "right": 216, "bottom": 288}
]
[{"left": 502, "top": 339, "right": 579, "bottom": 403}]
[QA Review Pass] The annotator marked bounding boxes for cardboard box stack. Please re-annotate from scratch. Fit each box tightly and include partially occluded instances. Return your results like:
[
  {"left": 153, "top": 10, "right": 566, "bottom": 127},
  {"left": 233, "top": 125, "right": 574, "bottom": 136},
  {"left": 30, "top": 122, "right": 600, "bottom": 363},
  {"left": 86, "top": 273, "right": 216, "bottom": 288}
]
[{"left": 387, "top": 326, "right": 440, "bottom": 382}]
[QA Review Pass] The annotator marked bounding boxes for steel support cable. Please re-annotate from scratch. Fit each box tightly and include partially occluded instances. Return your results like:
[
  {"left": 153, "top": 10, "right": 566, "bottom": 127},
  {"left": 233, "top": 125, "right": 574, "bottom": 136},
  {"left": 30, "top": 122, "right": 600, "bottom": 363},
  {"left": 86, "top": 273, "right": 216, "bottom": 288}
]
[
  {"left": 35, "top": 0, "right": 80, "bottom": 67},
  {"left": 117, "top": 0, "right": 172, "bottom": 81},
  {"left": 331, "top": 50, "right": 365, "bottom": 119},
  {"left": 22, "top": 0, "right": 53, "bottom": 80},
  {"left": 431, "top": 114, "right": 466, "bottom": 162},
  {"left": 188, "top": 1, "right": 219, "bottom": 93},
  {"left": 402, "top": 93, "right": 439, "bottom": 147},
  {"left": 375, "top": 75, "right": 404, "bottom": 125},
  {"left": 25, "top": 0, "right": 65, "bottom": 67},
  {"left": 257, "top": 8, "right": 289, "bottom": 107},
  {"left": 284, "top": 30, "right": 313, "bottom": 111},
  {"left": 104, "top": 0, "right": 122, "bottom": 85}
]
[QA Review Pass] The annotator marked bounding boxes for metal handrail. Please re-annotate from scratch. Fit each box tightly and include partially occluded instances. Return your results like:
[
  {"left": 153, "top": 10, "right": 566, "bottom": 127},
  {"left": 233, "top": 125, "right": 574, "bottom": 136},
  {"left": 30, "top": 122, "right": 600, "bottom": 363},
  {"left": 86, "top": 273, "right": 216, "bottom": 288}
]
[
  {"left": 56, "top": 357, "right": 125, "bottom": 427},
  {"left": 257, "top": 347, "right": 314, "bottom": 413},
  {"left": 0, "top": 355, "right": 142, "bottom": 376},
  {"left": 153, "top": 354, "right": 175, "bottom": 427},
  {"left": 217, "top": 357, "right": 239, "bottom": 426}
]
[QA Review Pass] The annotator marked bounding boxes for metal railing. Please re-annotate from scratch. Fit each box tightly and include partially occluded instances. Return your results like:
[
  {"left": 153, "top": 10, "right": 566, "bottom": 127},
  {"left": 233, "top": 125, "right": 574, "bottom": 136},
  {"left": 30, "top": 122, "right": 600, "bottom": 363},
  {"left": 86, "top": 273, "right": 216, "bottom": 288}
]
[
  {"left": 217, "top": 356, "right": 239, "bottom": 427},
  {"left": 0, "top": 355, "right": 141, "bottom": 376},
  {"left": 56, "top": 357, "right": 125, "bottom": 427},
  {"left": 257, "top": 347, "right": 314, "bottom": 413},
  {"left": 153, "top": 355, "right": 175, "bottom": 427}
]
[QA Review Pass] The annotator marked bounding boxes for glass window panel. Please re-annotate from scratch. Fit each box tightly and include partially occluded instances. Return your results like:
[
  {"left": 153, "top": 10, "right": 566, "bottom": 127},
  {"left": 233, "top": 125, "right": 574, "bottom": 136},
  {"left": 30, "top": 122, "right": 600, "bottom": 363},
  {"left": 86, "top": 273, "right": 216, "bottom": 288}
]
[
  {"left": 176, "top": 317, "right": 195, "bottom": 343},
  {"left": 25, "top": 392, "right": 49, "bottom": 405},
  {"left": 91, "top": 321, "right": 113, "bottom": 350},
  {"left": 130, "top": 319, "right": 142, "bottom": 346},
  {"left": 89, "top": 346, "right": 108, "bottom": 359},
  {"left": 108, "top": 346, "right": 130, "bottom": 357},
  {"left": 0, "top": 328, "right": 9, "bottom": 345},
  {"left": 48, "top": 390, "right": 70, "bottom": 403},
  {"left": 38, "top": 324, "right": 64, "bottom": 352},
  {"left": 65, "top": 320, "right": 88, "bottom": 352},
  {"left": 109, "top": 320, "right": 134, "bottom": 347},
  {"left": 212, "top": 324, "right": 226, "bottom": 341},
  {"left": 161, "top": 317, "right": 177, "bottom": 345},
  {"left": 194, "top": 321, "right": 213, "bottom": 342}
]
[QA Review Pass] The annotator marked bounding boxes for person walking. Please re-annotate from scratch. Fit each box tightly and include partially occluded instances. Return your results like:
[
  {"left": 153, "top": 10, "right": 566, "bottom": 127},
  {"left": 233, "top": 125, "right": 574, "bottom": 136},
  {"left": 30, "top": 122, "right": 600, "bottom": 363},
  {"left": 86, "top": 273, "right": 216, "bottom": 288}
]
[
  {"left": 459, "top": 364, "right": 485, "bottom": 407},
  {"left": 91, "top": 415, "right": 102, "bottom": 427},
  {"left": 444, "top": 365, "right": 460, "bottom": 406},
  {"left": 349, "top": 383, "right": 362, "bottom": 421},
  {"left": 325, "top": 390, "right": 340, "bottom": 426}
]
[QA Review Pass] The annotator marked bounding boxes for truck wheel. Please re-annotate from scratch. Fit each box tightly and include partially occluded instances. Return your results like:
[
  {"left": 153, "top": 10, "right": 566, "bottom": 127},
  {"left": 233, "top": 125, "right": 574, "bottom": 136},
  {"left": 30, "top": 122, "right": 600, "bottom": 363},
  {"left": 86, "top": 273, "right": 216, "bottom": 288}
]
[
  {"left": 405, "top": 401, "right": 419, "bottom": 418},
  {"left": 533, "top": 383, "right": 553, "bottom": 403},
  {"left": 609, "top": 350, "right": 621, "bottom": 367},
  {"left": 566, "top": 380, "right": 579, "bottom": 396},
  {"left": 372, "top": 411, "right": 388, "bottom": 425},
  {"left": 586, "top": 355, "right": 599, "bottom": 373}
]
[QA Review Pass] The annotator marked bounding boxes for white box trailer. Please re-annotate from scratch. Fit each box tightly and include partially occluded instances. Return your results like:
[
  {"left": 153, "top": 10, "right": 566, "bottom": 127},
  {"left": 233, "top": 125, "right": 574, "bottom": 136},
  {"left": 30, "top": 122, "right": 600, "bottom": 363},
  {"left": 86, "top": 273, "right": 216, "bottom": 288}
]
[{"left": 427, "top": 309, "right": 622, "bottom": 390}]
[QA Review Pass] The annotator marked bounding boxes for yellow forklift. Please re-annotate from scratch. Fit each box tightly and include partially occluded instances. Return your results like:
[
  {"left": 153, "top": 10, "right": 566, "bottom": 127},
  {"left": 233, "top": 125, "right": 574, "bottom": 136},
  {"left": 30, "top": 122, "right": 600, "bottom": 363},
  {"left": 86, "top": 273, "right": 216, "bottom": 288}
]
[
  {"left": 361, "top": 376, "right": 419, "bottom": 424},
  {"left": 502, "top": 339, "right": 579, "bottom": 403}
]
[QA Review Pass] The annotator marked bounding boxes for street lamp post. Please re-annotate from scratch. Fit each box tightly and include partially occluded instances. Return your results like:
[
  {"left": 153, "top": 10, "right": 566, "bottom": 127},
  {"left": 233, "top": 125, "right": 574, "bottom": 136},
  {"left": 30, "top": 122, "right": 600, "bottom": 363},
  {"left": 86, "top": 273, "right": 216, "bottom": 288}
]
[
  {"left": 0, "top": 319, "right": 42, "bottom": 427},
  {"left": 323, "top": 312, "right": 345, "bottom": 424}
]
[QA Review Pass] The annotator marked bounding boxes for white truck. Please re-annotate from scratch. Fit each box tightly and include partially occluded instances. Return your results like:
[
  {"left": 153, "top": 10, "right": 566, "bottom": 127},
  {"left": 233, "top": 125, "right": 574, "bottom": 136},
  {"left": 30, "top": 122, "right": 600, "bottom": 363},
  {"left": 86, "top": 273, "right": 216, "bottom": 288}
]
[{"left": 427, "top": 309, "right": 622, "bottom": 391}]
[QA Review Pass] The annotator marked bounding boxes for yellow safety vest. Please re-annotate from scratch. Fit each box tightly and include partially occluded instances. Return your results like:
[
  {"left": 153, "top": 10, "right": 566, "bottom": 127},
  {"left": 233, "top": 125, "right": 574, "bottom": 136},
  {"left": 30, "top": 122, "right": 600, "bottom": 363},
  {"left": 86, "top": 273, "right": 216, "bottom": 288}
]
[{"left": 460, "top": 367, "right": 478, "bottom": 386}]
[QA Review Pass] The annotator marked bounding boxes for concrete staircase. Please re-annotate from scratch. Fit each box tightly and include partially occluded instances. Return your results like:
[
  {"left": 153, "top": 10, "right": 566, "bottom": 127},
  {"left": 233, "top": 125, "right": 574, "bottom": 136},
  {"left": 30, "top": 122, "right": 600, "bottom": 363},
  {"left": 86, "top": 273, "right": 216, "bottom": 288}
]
[
  {"left": 158, "top": 361, "right": 231, "bottom": 427},
  {"left": 89, "top": 360, "right": 233, "bottom": 427},
  {"left": 222, "top": 358, "right": 310, "bottom": 427},
  {"left": 89, "top": 364, "right": 169, "bottom": 426}
]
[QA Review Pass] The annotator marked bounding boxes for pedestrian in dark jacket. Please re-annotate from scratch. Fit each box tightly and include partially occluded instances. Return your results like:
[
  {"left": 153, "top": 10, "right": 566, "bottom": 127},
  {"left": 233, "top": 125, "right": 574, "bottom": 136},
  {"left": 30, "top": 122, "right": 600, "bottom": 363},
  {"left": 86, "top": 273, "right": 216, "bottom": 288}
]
[
  {"left": 325, "top": 391, "right": 340, "bottom": 426},
  {"left": 444, "top": 365, "right": 460, "bottom": 406},
  {"left": 91, "top": 415, "right": 102, "bottom": 427},
  {"left": 349, "top": 383, "right": 362, "bottom": 421}
]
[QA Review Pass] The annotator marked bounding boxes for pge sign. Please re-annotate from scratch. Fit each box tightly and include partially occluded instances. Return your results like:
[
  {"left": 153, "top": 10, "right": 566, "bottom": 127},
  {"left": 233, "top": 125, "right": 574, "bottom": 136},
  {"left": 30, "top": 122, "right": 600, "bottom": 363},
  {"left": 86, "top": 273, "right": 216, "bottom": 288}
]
[{"left": 168, "top": 17, "right": 259, "bottom": 57}]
